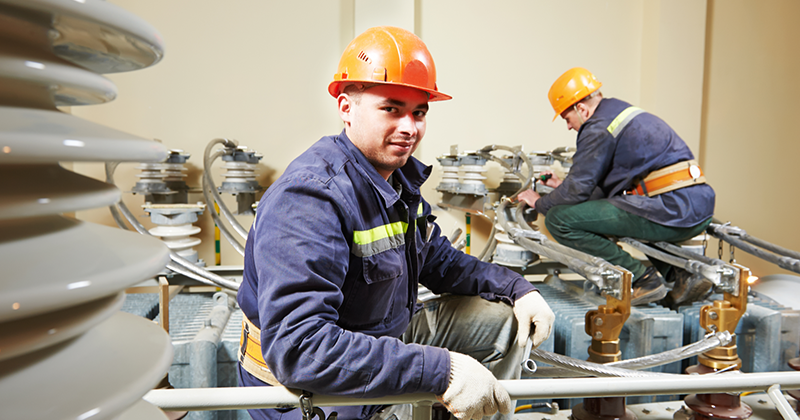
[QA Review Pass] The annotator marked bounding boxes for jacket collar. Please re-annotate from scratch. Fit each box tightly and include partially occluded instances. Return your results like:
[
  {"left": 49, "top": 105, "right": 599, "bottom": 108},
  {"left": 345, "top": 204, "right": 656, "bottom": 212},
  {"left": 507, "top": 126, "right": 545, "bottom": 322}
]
[{"left": 334, "top": 130, "right": 431, "bottom": 208}]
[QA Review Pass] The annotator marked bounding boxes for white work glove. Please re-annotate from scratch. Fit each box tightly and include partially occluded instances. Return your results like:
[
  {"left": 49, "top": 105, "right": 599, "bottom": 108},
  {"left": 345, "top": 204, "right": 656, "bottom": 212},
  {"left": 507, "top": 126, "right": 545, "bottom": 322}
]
[
  {"left": 513, "top": 291, "right": 555, "bottom": 348},
  {"left": 437, "top": 351, "right": 513, "bottom": 420}
]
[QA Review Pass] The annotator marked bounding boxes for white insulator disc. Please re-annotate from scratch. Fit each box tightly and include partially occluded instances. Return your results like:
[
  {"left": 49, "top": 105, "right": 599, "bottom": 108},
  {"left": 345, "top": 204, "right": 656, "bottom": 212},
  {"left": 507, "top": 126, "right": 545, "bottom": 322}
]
[
  {"left": 161, "top": 236, "right": 202, "bottom": 251},
  {"left": 149, "top": 224, "right": 201, "bottom": 238},
  {"left": 461, "top": 164, "right": 488, "bottom": 173},
  {"left": 460, "top": 172, "right": 487, "bottom": 181}
]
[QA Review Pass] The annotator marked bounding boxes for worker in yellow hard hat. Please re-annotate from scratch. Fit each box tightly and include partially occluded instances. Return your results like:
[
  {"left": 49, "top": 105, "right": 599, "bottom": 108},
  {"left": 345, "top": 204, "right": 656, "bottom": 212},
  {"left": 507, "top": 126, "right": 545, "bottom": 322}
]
[
  {"left": 238, "top": 26, "right": 555, "bottom": 420},
  {"left": 518, "top": 67, "right": 716, "bottom": 306}
]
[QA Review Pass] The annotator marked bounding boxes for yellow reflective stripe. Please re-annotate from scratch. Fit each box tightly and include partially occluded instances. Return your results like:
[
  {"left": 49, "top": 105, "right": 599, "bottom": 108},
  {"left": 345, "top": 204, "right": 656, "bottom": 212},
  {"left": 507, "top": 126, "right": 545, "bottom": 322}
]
[
  {"left": 607, "top": 106, "right": 643, "bottom": 135},
  {"left": 353, "top": 221, "right": 408, "bottom": 245},
  {"left": 418, "top": 203, "right": 423, "bottom": 218}
]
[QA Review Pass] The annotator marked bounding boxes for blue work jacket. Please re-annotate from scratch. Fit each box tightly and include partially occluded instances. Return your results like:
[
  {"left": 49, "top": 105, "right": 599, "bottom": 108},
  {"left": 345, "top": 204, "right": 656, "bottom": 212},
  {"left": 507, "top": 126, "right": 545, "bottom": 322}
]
[
  {"left": 535, "top": 98, "right": 715, "bottom": 227},
  {"left": 238, "top": 130, "right": 536, "bottom": 420}
]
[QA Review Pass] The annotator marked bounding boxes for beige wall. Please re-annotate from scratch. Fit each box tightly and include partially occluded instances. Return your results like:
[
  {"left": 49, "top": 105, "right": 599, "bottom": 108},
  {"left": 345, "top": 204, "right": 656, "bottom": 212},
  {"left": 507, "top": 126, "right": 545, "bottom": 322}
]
[
  {"left": 71, "top": 0, "right": 799, "bottom": 278},
  {"left": 701, "top": 0, "right": 800, "bottom": 277}
]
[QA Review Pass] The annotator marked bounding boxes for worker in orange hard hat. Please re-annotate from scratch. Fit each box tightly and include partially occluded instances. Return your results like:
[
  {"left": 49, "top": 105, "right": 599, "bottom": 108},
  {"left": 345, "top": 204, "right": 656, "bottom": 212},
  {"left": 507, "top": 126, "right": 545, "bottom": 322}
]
[
  {"left": 518, "top": 67, "right": 717, "bottom": 307},
  {"left": 239, "top": 26, "right": 554, "bottom": 420}
]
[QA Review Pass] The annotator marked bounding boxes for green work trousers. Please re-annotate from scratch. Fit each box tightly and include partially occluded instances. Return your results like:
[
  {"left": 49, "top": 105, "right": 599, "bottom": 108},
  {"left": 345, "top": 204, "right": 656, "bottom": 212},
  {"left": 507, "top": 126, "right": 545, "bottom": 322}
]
[{"left": 544, "top": 200, "right": 712, "bottom": 281}]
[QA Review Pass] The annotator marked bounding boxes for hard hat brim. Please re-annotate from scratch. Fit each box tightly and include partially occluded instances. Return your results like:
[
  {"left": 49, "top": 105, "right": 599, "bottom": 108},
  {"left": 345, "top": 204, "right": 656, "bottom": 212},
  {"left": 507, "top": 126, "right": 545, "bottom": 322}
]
[{"left": 328, "top": 80, "right": 452, "bottom": 102}]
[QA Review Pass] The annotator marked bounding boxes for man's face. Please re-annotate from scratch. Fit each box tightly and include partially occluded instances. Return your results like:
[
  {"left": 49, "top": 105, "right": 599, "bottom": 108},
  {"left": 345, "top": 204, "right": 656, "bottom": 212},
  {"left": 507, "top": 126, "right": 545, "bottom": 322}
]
[
  {"left": 560, "top": 106, "right": 584, "bottom": 132},
  {"left": 339, "top": 84, "right": 429, "bottom": 179}
]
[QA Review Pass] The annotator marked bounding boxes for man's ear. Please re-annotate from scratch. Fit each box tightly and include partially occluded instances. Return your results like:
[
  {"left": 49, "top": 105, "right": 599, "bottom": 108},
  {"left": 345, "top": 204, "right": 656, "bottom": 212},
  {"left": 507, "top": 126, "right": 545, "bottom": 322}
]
[
  {"left": 338, "top": 94, "right": 353, "bottom": 125},
  {"left": 576, "top": 102, "right": 590, "bottom": 119}
]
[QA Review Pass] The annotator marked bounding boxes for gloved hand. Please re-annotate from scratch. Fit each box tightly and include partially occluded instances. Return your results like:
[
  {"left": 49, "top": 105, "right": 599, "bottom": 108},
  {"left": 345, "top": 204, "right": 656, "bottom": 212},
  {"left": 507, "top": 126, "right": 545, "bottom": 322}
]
[
  {"left": 513, "top": 291, "right": 555, "bottom": 348},
  {"left": 437, "top": 351, "right": 512, "bottom": 420}
]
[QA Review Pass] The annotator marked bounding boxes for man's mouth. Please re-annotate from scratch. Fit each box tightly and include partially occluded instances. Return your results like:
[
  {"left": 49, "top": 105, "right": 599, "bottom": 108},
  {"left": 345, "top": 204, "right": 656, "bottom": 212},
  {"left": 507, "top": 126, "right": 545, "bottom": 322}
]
[{"left": 389, "top": 139, "right": 415, "bottom": 152}]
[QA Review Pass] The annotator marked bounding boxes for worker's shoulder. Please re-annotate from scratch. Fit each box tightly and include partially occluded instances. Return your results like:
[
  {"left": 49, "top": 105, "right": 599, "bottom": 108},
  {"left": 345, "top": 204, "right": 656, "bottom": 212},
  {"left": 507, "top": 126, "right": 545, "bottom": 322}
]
[
  {"left": 281, "top": 137, "right": 350, "bottom": 180},
  {"left": 594, "top": 97, "right": 634, "bottom": 120}
]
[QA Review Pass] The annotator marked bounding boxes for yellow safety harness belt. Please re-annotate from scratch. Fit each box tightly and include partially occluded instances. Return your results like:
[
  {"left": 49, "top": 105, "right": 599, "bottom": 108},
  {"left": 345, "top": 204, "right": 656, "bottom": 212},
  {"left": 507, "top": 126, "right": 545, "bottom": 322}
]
[{"left": 239, "top": 313, "right": 282, "bottom": 386}]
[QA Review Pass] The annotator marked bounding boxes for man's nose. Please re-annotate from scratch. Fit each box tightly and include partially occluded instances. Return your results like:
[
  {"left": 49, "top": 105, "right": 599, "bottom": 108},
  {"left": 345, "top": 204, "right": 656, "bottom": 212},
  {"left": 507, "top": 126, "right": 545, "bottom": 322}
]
[{"left": 398, "top": 113, "right": 418, "bottom": 136}]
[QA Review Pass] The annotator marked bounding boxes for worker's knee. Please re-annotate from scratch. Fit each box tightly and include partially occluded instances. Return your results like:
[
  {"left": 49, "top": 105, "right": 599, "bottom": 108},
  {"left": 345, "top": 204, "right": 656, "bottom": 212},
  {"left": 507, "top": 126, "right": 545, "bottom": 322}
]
[{"left": 544, "top": 205, "right": 571, "bottom": 235}]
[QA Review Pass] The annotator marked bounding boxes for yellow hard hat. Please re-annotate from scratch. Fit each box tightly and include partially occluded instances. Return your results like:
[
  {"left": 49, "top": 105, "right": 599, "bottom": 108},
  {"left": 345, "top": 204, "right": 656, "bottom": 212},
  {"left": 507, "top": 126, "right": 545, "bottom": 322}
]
[{"left": 548, "top": 67, "right": 602, "bottom": 121}]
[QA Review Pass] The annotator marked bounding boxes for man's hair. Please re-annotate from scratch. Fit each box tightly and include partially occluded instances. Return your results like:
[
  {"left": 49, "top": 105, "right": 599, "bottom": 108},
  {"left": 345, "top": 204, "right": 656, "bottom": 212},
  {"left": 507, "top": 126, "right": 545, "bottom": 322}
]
[
  {"left": 342, "top": 83, "right": 375, "bottom": 104},
  {"left": 579, "top": 90, "right": 603, "bottom": 105}
]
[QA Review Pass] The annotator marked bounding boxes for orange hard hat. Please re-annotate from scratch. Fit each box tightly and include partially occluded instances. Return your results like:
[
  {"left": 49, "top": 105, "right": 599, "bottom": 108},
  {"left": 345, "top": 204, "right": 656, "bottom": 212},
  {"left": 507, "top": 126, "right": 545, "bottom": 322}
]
[
  {"left": 328, "top": 26, "right": 451, "bottom": 101},
  {"left": 548, "top": 67, "right": 602, "bottom": 121}
]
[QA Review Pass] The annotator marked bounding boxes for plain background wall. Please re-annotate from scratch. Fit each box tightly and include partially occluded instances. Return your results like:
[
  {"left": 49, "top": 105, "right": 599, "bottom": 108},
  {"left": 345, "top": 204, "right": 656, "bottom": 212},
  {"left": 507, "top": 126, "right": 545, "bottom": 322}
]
[{"left": 72, "top": 0, "right": 800, "bottom": 279}]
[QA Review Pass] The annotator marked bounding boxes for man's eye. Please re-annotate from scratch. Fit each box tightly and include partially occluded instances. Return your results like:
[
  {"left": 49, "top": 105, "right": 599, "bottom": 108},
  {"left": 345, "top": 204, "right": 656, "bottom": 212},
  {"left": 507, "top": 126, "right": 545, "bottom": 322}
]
[
  {"left": 414, "top": 110, "right": 427, "bottom": 117},
  {"left": 382, "top": 107, "right": 397, "bottom": 113}
]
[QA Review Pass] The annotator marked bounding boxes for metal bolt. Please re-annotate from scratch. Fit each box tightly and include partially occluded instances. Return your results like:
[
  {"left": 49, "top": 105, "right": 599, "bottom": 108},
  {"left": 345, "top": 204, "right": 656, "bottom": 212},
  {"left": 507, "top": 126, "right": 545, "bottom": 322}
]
[
  {"left": 666, "top": 407, "right": 674, "bottom": 412},
  {"left": 709, "top": 312, "right": 719, "bottom": 320},
  {"left": 594, "top": 317, "right": 604, "bottom": 326},
  {"left": 594, "top": 331, "right": 603, "bottom": 340},
  {"left": 641, "top": 409, "right": 651, "bottom": 414},
  {"left": 758, "top": 400, "right": 767, "bottom": 405}
]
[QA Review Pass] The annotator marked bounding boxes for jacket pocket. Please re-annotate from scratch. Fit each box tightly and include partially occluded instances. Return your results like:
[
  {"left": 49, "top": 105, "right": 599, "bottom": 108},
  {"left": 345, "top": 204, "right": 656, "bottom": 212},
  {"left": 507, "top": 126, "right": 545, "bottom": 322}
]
[
  {"left": 362, "top": 246, "right": 405, "bottom": 283},
  {"left": 340, "top": 247, "right": 406, "bottom": 328}
]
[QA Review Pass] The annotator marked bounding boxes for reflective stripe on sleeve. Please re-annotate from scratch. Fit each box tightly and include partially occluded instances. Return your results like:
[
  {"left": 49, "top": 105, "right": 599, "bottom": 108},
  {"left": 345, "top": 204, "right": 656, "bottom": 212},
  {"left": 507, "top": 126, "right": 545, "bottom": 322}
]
[{"left": 607, "top": 106, "right": 644, "bottom": 137}]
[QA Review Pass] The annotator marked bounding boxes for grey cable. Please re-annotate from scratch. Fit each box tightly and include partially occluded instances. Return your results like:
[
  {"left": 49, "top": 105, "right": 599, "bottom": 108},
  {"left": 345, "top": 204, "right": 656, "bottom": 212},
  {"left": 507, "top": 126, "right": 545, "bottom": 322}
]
[
  {"left": 202, "top": 150, "right": 245, "bottom": 256},
  {"left": 528, "top": 349, "right": 669, "bottom": 378},
  {"left": 104, "top": 161, "right": 131, "bottom": 230},
  {"left": 471, "top": 145, "right": 534, "bottom": 260},
  {"left": 203, "top": 138, "right": 250, "bottom": 241},
  {"left": 711, "top": 223, "right": 800, "bottom": 260},
  {"left": 496, "top": 199, "right": 606, "bottom": 282},
  {"left": 709, "top": 224, "right": 800, "bottom": 274},
  {"left": 477, "top": 223, "right": 497, "bottom": 262},
  {"left": 526, "top": 331, "right": 732, "bottom": 378},
  {"left": 114, "top": 192, "right": 240, "bottom": 291},
  {"left": 165, "top": 261, "right": 221, "bottom": 288},
  {"left": 607, "top": 331, "right": 733, "bottom": 370}
]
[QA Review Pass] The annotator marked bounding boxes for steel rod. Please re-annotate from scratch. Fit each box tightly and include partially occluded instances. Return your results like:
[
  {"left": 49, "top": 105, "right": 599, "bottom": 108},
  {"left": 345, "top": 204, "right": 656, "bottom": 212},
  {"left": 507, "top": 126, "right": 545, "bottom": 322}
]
[
  {"left": 768, "top": 384, "right": 800, "bottom": 420},
  {"left": 143, "top": 372, "right": 800, "bottom": 412},
  {"left": 652, "top": 241, "right": 722, "bottom": 266}
]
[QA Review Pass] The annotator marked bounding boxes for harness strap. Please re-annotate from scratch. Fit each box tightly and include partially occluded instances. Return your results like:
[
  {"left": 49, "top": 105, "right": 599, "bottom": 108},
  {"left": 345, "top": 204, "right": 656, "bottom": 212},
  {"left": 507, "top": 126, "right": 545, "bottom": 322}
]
[
  {"left": 239, "top": 312, "right": 282, "bottom": 386},
  {"left": 626, "top": 159, "right": 706, "bottom": 197}
]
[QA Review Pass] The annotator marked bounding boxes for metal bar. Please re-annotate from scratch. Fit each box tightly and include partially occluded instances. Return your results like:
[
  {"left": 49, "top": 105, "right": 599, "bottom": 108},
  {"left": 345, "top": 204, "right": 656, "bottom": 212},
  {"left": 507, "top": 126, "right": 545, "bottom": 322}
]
[
  {"left": 621, "top": 237, "right": 688, "bottom": 268},
  {"left": 143, "top": 372, "right": 800, "bottom": 412},
  {"left": 653, "top": 241, "right": 723, "bottom": 266},
  {"left": 621, "top": 238, "right": 722, "bottom": 282},
  {"left": 768, "top": 384, "right": 800, "bottom": 420}
]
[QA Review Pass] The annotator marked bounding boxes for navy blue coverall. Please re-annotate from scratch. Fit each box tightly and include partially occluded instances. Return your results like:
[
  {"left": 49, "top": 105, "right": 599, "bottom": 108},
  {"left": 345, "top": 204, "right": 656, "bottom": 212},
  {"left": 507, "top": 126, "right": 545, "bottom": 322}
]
[{"left": 238, "top": 131, "right": 537, "bottom": 420}]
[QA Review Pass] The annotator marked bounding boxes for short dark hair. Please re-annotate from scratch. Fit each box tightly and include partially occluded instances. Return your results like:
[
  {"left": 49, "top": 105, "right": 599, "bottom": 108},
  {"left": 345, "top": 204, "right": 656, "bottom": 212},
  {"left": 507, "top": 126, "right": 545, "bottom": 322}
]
[{"left": 342, "top": 83, "right": 376, "bottom": 104}]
